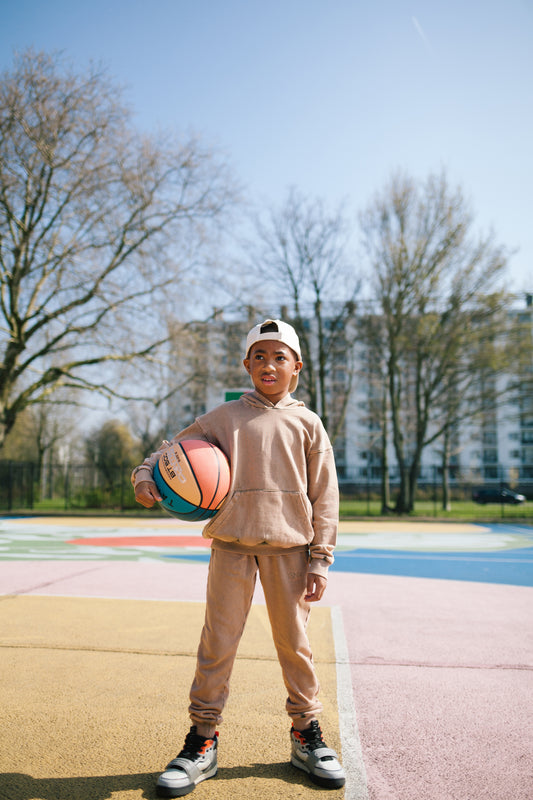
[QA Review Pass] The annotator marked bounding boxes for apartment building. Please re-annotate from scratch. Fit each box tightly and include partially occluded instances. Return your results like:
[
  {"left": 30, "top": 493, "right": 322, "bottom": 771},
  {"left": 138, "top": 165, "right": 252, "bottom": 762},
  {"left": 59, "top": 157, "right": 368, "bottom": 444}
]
[{"left": 167, "top": 297, "right": 533, "bottom": 486}]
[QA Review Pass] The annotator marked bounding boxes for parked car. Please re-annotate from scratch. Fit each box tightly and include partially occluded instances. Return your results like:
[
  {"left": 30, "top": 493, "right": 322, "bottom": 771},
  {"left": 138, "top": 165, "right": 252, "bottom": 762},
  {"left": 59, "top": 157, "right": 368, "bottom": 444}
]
[{"left": 472, "top": 487, "right": 526, "bottom": 505}]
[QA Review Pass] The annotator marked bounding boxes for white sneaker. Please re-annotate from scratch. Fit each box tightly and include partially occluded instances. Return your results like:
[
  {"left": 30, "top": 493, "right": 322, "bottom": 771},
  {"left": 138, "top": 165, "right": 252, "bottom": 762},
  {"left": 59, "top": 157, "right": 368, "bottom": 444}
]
[
  {"left": 291, "top": 720, "right": 346, "bottom": 789},
  {"left": 156, "top": 726, "right": 218, "bottom": 797}
]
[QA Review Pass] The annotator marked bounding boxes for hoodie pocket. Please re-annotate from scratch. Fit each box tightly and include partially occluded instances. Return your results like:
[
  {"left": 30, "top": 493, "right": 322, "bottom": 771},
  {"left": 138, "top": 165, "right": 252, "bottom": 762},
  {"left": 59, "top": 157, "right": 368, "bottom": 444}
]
[{"left": 205, "top": 489, "right": 314, "bottom": 545}]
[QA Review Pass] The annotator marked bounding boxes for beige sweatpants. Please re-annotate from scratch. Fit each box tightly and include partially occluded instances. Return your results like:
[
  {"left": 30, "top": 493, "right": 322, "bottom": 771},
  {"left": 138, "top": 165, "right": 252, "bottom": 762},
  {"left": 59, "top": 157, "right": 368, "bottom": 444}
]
[{"left": 188, "top": 547, "right": 323, "bottom": 727}]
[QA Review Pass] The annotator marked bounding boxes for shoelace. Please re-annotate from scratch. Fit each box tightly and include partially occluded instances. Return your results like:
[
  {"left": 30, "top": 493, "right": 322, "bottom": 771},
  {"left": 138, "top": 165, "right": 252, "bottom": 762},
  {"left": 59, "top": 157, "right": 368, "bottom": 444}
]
[
  {"left": 297, "top": 721, "right": 325, "bottom": 750},
  {"left": 178, "top": 728, "right": 212, "bottom": 759},
  {"left": 297, "top": 721, "right": 334, "bottom": 760}
]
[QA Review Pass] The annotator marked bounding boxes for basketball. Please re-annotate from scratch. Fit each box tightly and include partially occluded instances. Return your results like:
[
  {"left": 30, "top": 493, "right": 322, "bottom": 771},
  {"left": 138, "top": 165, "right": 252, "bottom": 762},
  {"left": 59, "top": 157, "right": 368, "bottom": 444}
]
[{"left": 153, "top": 439, "right": 230, "bottom": 521}]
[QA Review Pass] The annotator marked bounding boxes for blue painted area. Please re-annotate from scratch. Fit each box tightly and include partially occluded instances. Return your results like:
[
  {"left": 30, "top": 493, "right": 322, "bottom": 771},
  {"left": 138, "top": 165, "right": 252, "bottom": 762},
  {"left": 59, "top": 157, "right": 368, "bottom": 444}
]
[
  {"left": 331, "top": 547, "right": 533, "bottom": 587},
  {"left": 164, "top": 545, "right": 533, "bottom": 586},
  {"left": 163, "top": 552, "right": 211, "bottom": 563}
]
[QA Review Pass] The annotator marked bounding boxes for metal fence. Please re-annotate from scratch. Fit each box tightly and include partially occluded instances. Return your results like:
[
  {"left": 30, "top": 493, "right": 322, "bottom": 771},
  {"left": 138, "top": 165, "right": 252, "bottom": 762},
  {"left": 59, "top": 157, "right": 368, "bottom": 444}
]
[
  {"left": 0, "top": 460, "right": 136, "bottom": 512},
  {"left": 1, "top": 459, "right": 532, "bottom": 514},
  {"left": 339, "top": 465, "right": 533, "bottom": 518}
]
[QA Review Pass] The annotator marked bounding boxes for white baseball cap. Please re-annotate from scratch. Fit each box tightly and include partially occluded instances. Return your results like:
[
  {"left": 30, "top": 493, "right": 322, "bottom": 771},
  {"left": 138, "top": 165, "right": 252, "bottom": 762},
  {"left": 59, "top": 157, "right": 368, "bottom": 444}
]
[{"left": 245, "top": 319, "right": 302, "bottom": 393}]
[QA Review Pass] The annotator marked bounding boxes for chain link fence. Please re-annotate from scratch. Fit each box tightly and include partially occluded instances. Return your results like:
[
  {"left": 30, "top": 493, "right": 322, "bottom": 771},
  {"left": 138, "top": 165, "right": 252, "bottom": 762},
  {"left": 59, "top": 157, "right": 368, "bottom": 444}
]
[
  {"left": 339, "top": 464, "right": 532, "bottom": 516},
  {"left": 1, "top": 459, "right": 531, "bottom": 516},
  {"left": 0, "top": 460, "right": 137, "bottom": 513}
]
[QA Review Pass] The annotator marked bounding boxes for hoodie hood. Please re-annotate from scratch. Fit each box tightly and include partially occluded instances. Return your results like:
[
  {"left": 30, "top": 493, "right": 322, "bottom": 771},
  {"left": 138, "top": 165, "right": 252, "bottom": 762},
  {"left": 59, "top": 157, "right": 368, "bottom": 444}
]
[{"left": 242, "top": 390, "right": 305, "bottom": 410}]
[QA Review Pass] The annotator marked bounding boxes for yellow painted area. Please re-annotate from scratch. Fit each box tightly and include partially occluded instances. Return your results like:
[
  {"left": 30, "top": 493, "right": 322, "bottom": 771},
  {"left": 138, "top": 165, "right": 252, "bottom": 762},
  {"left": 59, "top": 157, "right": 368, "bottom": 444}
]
[
  {"left": 0, "top": 595, "right": 342, "bottom": 800},
  {"left": 338, "top": 520, "right": 487, "bottom": 534}
]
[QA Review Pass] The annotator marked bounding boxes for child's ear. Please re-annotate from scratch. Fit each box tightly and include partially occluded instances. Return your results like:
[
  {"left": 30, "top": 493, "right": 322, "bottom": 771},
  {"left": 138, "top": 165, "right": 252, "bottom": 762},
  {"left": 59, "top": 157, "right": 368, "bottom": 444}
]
[{"left": 243, "top": 358, "right": 251, "bottom": 374}]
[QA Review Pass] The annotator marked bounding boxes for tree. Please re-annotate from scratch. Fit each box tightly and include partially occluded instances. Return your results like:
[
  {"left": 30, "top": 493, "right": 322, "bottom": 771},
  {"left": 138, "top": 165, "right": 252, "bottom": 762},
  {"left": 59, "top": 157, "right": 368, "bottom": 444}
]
[
  {"left": 360, "top": 170, "right": 512, "bottom": 513},
  {"left": 246, "top": 188, "right": 360, "bottom": 441},
  {"left": 0, "top": 50, "right": 236, "bottom": 449},
  {"left": 0, "top": 401, "right": 72, "bottom": 463},
  {"left": 85, "top": 419, "right": 140, "bottom": 490},
  {"left": 356, "top": 310, "right": 392, "bottom": 512}
]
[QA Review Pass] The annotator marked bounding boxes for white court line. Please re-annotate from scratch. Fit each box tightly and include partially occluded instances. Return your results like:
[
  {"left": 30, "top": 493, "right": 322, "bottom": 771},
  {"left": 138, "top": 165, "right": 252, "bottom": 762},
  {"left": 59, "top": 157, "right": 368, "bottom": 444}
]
[{"left": 331, "top": 605, "right": 369, "bottom": 800}]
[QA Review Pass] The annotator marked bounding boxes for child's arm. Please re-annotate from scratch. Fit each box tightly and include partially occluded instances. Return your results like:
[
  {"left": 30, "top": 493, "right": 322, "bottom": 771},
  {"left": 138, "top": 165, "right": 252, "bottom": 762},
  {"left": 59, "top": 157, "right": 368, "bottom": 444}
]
[
  {"left": 131, "top": 421, "right": 208, "bottom": 507},
  {"left": 307, "top": 435, "right": 340, "bottom": 587}
]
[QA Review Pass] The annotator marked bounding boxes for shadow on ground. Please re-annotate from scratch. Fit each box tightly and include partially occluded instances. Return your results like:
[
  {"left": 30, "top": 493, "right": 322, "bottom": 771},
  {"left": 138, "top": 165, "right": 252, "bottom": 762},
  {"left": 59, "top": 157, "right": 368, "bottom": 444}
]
[{"left": 0, "top": 763, "right": 330, "bottom": 799}]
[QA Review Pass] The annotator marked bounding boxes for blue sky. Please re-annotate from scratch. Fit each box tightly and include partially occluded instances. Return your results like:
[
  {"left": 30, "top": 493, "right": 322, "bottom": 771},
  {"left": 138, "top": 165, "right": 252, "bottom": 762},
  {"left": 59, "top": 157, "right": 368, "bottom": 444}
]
[{"left": 1, "top": 0, "right": 532, "bottom": 294}]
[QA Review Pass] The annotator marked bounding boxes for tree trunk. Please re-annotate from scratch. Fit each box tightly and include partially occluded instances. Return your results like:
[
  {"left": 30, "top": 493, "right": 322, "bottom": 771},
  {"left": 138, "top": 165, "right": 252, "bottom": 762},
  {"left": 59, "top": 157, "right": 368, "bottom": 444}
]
[
  {"left": 441, "top": 427, "right": 452, "bottom": 511},
  {"left": 380, "top": 383, "right": 391, "bottom": 513},
  {"left": 395, "top": 462, "right": 410, "bottom": 513},
  {"left": 315, "top": 298, "right": 329, "bottom": 430}
]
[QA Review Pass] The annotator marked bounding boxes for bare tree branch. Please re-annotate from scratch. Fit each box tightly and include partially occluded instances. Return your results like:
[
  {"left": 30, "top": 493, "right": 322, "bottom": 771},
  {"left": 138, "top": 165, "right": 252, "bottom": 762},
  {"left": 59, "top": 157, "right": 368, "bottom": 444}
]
[
  {"left": 359, "top": 170, "right": 513, "bottom": 512},
  {"left": 0, "top": 50, "right": 237, "bottom": 447},
  {"left": 245, "top": 187, "right": 361, "bottom": 439}
]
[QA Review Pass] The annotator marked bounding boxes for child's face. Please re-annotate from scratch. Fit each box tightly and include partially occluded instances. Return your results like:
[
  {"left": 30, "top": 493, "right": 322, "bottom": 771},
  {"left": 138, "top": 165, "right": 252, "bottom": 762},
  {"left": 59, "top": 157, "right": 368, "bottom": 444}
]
[{"left": 243, "top": 340, "right": 302, "bottom": 404}]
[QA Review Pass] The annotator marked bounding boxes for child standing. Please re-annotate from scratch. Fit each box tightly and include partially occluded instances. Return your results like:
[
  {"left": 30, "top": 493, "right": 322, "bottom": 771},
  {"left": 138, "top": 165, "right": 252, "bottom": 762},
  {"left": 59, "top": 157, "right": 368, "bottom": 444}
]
[{"left": 132, "top": 319, "right": 345, "bottom": 797}]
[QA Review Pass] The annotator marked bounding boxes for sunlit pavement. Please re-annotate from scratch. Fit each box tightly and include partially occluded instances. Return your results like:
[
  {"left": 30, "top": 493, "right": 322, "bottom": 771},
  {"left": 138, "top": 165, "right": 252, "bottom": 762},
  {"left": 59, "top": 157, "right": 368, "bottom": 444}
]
[{"left": 0, "top": 516, "right": 531, "bottom": 800}]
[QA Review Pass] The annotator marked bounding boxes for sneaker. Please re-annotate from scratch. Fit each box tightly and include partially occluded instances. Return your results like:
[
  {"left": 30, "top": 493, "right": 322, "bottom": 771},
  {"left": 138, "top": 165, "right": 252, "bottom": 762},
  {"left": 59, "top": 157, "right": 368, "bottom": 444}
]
[
  {"left": 290, "top": 720, "right": 346, "bottom": 789},
  {"left": 156, "top": 726, "right": 218, "bottom": 798}
]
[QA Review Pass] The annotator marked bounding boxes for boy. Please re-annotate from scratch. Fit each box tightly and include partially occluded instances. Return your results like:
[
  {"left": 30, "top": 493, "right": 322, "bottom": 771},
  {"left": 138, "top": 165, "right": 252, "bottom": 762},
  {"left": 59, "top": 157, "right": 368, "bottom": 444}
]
[{"left": 132, "top": 319, "right": 345, "bottom": 797}]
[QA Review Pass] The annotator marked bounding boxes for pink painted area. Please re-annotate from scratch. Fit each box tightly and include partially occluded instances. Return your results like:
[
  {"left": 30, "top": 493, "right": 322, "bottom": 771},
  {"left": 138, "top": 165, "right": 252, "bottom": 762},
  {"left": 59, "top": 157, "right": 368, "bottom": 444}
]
[
  {"left": 326, "top": 572, "right": 533, "bottom": 800},
  {"left": 326, "top": 572, "right": 532, "bottom": 668},
  {"left": 0, "top": 561, "right": 211, "bottom": 602},
  {"left": 352, "top": 663, "right": 531, "bottom": 800},
  {"left": 0, "top": 560, "right": 267, "bottom": 604},
  {"left": 67, "top": 535, "right": 211, "bottom": 548}
]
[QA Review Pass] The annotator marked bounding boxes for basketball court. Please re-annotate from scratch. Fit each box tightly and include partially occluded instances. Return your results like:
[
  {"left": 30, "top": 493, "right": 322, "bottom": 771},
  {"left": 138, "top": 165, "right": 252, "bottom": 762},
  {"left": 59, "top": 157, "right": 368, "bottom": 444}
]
[{"left": 0, "top": 515, "right": 531, "bottom": 799}]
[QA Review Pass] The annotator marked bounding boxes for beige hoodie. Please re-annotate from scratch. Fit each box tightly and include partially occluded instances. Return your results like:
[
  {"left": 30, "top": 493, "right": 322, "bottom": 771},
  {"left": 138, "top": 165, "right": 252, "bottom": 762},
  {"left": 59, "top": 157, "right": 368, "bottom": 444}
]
[{"left": 132, "top": 391, "right": 339, "bottom": 577}]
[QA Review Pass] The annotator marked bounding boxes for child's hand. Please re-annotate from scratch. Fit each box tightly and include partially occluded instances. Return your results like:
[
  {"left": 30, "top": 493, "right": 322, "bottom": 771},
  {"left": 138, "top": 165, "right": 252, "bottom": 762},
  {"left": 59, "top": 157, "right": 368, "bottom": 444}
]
[
  {"left": 134, "top": 480, "right": 162, "bottom": 508},
  {"left": 305, "top": 573, "right": 327, "bottom": 602}
]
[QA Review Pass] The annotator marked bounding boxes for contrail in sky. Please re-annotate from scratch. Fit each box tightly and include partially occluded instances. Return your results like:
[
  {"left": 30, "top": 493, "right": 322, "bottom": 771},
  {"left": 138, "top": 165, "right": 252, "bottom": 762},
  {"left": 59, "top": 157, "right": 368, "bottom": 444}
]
[{"left": 412, "top": 16, "right": 433, "bottom": 54}]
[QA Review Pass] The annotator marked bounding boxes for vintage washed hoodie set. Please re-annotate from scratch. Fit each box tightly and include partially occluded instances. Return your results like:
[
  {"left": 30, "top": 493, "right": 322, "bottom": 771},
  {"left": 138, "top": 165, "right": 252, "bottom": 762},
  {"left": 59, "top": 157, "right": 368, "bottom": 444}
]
[{"left": 131, "top": 321, "right": 347, "bottom": 799}]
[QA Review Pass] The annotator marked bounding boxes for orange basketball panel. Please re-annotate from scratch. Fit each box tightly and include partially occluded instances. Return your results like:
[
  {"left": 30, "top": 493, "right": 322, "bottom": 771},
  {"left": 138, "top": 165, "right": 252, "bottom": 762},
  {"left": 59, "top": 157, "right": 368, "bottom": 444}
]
[{"left": 181, "top": 440, "right": 230, "bottom": 509}]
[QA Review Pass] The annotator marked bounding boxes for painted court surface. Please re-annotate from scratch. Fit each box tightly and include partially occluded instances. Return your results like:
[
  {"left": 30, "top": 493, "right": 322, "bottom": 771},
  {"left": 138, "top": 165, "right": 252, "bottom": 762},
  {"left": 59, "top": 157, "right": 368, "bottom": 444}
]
[{"left": 0, "top": 515, "right": 532, "bottom": 800}]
